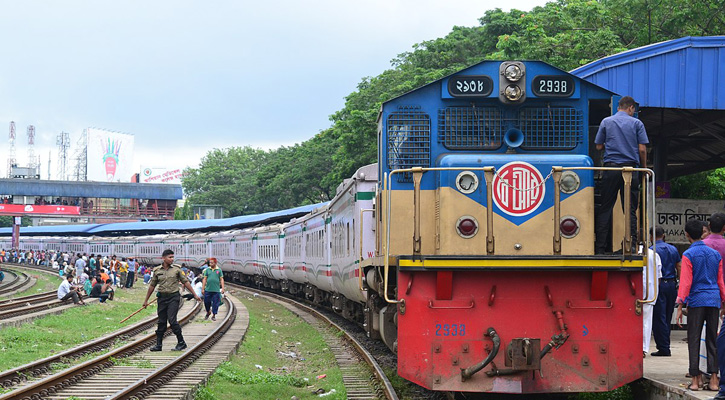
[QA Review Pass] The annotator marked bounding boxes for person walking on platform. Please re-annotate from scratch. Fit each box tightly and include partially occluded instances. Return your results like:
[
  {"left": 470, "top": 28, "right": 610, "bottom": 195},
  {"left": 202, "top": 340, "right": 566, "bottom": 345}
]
[
  {"left": 593, "top": 96, "right": 649, "bottom": 254},
  {"left": 142, "top": 249, "right": 201, "bottom": 352},
  {"left": 650, "top": 226, "right": 681, "bottom": 357},
  {"left": 202, "top": 258, "right": 225, "bottom": 321},
  {"left": 703, "top": 213, "right": 725, "bottom": 399},
  {"left": 676, "top": 220, "right": 724, "bottom": 392}
]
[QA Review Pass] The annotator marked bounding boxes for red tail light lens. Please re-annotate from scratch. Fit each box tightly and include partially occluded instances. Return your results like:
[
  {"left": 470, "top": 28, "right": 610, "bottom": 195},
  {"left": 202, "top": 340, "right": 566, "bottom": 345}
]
[
  {"left": 456, "top": 216, "right": 478, "bottom": 238},
  {"left": 560, "top": 216, "right": 580, "bottom": 238}
]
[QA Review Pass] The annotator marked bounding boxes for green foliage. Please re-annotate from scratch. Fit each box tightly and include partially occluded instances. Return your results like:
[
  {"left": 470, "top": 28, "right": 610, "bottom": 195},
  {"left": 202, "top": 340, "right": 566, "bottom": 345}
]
[
  {"left": 0, "top": 216, "right": 31, "bottom": 228},
  {"left": 213, "top": 362, "right": 306, "bottom": 387},
  {"left": 184, "top": 0, "right": 725, "bottom": 214},
  {"left": 671, "top": 168, "right": 725, "bottom": 199},
  {"left": 174, "top": 200, "right": 192, "bottom": 220}
]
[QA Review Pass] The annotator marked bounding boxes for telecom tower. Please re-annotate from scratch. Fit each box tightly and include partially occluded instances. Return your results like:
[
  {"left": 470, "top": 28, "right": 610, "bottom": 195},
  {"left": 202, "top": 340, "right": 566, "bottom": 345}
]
[
  {"left": 27, "top": 125, "right": 36, "bottom": 169},
  {"left": 72, "top": 129, "right": 87, "bottom": 181},
  {"left": 7, "top": 122, "right": 16, "bottom": 178},
  {"left": 56, "top": 132, "right": 70, "bottom": 180}
]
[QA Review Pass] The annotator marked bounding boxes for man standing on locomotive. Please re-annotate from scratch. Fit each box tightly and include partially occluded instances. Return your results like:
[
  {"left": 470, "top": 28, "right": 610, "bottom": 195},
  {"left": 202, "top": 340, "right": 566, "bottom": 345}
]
[
  {"left": 594, "top": 96, "right": 649, "bottom": 254},
  {"left": 142, "top": 249, "right": 202, "bottom": 351}
]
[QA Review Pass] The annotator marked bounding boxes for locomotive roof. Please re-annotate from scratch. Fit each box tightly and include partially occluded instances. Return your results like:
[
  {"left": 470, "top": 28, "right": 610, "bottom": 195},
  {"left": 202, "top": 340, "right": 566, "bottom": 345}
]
[{"left": 379, "top": 59, "right": 616, "bottom": 113}]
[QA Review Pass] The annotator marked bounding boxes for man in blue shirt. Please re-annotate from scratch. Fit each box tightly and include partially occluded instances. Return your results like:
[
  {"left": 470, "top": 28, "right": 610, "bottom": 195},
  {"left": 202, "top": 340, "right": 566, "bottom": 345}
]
[
  {"left": 594, "top": 96, "right": 649, "bottom": 254},
  {"left": 650, "top": 226, "right": 681, "bottom": 356}
]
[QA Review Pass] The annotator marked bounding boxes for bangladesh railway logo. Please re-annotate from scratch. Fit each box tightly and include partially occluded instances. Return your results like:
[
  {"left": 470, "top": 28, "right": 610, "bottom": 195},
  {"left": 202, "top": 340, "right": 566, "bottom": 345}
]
[{"left": 492, "top": 161, "right": 545, "bottom": 217}]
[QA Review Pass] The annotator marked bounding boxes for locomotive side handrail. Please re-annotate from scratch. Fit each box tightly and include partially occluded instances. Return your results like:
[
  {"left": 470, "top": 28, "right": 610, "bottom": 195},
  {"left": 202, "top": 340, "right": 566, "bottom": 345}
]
[
  {"left": 359, "top": 208, "right": 374, "bottom": 292},
  {"left": 383, "top": 166, "right": 657, "bottom": 307},
  {"left": 560, "top": 166, "right": 657, "bottom": 307},
  {"left": 384, "top": 166, "right": 496, "bottom": 304}
]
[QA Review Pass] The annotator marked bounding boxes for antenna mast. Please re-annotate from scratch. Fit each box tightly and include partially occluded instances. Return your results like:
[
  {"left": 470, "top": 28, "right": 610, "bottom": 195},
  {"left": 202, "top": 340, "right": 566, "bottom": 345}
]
[{"left": 7, "top": 122, "right": 15, "bottom": 178}]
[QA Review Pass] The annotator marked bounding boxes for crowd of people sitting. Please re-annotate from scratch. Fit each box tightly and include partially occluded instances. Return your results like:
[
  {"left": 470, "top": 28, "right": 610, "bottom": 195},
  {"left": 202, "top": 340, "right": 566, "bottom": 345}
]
[
  {"left": 49, "top": 252, "right": 216, "bottom": 309},
  {"left": 53, "top": 252, "right": 150, "bottom": 305}
]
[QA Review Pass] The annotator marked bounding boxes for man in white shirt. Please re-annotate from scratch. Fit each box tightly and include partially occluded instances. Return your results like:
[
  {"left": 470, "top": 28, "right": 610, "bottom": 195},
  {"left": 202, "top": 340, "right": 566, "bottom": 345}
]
[
  {"left": 74, "top": 254, "right": 86, "bottom": 278},
  {"left": 643, "top": 247, "right": 663, "bottom": 357},
  {"left": 57, "top": 275, "right": 85, "bottom": 305}
]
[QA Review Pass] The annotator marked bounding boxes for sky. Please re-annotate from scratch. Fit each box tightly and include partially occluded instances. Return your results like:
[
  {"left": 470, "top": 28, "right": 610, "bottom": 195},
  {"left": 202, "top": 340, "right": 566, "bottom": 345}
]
[{"left": 0, "top": 0, "right": 548, "bottom": 180}]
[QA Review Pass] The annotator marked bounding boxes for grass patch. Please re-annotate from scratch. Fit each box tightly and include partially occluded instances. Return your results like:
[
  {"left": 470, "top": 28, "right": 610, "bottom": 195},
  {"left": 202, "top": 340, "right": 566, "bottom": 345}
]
[
  {"left": 110, "top": 356, "right": 155, "bottom": 368},
  {"left": 0, "top": 285, "right": 156, "bottom": 371},
  {"left": 570, "top": 385, "right": 633, "bottom": 400},
  {"left": 196, "top": 293, "right": 346, "bottom": 399}
]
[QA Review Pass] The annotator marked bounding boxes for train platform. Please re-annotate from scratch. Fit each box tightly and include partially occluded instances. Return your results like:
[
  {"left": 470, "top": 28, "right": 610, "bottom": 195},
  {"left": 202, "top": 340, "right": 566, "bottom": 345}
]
[{"left": 645, "top": 329, "right": 721, "bottom": 400}]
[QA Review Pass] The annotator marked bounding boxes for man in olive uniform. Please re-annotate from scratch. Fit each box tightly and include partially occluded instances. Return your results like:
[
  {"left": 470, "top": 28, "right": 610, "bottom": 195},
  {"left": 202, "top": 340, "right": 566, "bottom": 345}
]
[{"left": 143, "top": 249, "right": 201, "bottom": 351}]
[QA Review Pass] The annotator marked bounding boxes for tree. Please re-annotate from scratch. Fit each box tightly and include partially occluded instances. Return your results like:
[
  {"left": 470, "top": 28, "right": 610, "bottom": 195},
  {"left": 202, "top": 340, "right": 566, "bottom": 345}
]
[
  {"left": 671, "top": 168, "right": 725, "bottom": 200},
  {"left": 185, "top": 0, "right": 725, "bottom": 215},
  {"left": 0, "top": 216, "right": 31, "bottom": 228}
]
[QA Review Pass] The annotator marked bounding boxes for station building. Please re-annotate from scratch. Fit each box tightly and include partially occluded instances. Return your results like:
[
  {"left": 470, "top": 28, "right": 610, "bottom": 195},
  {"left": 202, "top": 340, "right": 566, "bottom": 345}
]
[{"left": 0, "top": 178, "right": 182, "bottom": 225}]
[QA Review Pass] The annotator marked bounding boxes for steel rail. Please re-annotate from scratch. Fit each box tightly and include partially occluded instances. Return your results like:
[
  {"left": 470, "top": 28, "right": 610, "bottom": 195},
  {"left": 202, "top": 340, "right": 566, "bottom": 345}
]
[
  {"left": 0, "top": 296, "right": 89, "bottom": 320},
  {"left": 0, "top": 299, "right": 179, "bottom": 389},
  {"left": 0, "top": 270, "right": 29, "bottom": 296},
  {"left": 231, "top": 284, "right": 399, "bottom": 400},
  {"left": 109, "top": 298, "right": 236, "bottom": 399},
  {"left": 0, "top": 291, "right": 56, "bottom": 306},
  {"left": 0, "top": 300, "right": 202, "bottom": 400},
  {"left": 0, "top": 294, "right": 58, "bottom": 315}
]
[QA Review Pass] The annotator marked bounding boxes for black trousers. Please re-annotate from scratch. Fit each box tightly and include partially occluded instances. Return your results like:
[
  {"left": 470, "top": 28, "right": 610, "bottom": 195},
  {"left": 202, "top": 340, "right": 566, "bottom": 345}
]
[
  {"left": 156, "top": 293, "right": 182, "bottom": 336},
  {"left": 595, "top": 168, "right": 640, "bottom": 253},
  {"left": 687, "top": 306, "right": 719, "bottom": 376},
  {"left": 652, "top": 280, "right": 677, "bottom": 353},
  {"left": 125, "top": 271, "right": 135, "bottom": 288}
]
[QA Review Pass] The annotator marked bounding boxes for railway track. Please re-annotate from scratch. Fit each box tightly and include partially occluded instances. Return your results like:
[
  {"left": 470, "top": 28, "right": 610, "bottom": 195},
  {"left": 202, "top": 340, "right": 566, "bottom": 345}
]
[
  {"left": 230, "top": 283, "right": 399, "bottom": 400},
  {"left": 0, "top": 270, "right": 33, "bottom": 296},
  {"left": 0, "top": 294, "right": 241, "bottom": 400},
  {"left": 0, "top": 291, "right": 60, "bottom": 320}
]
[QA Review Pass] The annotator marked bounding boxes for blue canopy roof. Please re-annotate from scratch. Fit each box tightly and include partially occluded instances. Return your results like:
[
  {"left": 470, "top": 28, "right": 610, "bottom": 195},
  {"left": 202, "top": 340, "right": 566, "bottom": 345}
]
[
  {"left": 571, "top": 36, "right": 725, "bottom": 110},
  {"left": 0, "top": 179, "right": 183, "bottom": 200},
  {"left": 0, "top": 202, "right": 328, "bottom": 237}
]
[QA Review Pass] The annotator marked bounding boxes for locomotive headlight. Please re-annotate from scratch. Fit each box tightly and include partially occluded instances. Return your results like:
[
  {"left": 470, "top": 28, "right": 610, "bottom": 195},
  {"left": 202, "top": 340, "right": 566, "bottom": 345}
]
[
  {"left": 560, "top": 216, "right": 580, "bottom": 238},
  {"left": 504, "top": 84, "right": 523, "bottom": 101},
  {"left": 455, "top": 171, "right": 479, "bottom": 194},
  {"left": 504, "top": 64, "right": 523, "bottom": 81},
  {"left": 559, "top": 171, "right": 580, "bottom": 194},
  {"left": 456, "top": 216, "right": 479, "bottom": 238}
]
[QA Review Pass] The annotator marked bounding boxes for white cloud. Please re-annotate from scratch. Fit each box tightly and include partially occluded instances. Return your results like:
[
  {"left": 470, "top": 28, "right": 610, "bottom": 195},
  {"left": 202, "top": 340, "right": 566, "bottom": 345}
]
[{"left": 0, "top": 0, "right": 549, "bottom": 179}]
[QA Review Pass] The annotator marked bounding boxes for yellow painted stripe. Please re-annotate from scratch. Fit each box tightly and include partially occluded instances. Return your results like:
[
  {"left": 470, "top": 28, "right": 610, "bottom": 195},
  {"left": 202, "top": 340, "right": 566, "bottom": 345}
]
[{"left": 399, "top": 258, "right": 645, "bottom": 268}]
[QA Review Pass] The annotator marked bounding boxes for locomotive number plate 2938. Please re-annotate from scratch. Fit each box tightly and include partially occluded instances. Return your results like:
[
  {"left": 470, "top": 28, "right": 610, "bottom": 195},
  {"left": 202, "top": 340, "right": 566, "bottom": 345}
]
[
  {"left": 532, "top": 75, "right": 575, "bottom": 97},
  {"left": 435, "top": 323, "right": 466, "bottom": 336}
]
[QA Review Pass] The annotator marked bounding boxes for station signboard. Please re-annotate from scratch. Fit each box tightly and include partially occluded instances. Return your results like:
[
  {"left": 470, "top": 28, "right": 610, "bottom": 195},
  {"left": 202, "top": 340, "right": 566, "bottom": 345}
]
[
  {"left": 656, "top": 198, "right": 725, "bottom": 244},
  {"left": 139, "top": 167, "right": 184, "bottom": 185}
]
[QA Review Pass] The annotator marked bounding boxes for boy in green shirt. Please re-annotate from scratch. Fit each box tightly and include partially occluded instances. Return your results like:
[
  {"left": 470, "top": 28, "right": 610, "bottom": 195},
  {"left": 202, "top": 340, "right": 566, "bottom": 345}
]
[{"left": 202, "top": 258, "right": 225, "bottom": 321}]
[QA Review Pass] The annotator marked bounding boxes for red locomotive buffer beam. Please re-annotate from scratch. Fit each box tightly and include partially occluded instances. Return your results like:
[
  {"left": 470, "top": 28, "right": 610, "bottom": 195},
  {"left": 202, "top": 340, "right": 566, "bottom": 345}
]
[{"left": 397, "top": 269, "right": 641, "bottom": 394}]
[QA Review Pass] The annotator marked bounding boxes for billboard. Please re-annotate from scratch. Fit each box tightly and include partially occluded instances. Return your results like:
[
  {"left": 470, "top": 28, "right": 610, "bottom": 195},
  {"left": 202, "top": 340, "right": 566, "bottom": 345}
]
[
  {"left": 0, "top": 204, "right": 80, "bottom": 216},
  {"left": 139, "top": 167, "right": 184, "bottom": 185},
  {"left": 86, "top": 128, "right": 135, "bottom": 182}
]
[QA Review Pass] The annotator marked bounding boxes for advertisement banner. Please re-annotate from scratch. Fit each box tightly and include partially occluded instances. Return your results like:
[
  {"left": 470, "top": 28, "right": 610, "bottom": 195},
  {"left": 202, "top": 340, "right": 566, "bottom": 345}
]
[
  {"left": 0, "top": 204, "right": 81, "bottom": 215},
  {"left": 86, "top": 128, "right": 135, "bottom": 182},
  {"left": 139, "top": 167, "right": 184, "bottom": 185}
]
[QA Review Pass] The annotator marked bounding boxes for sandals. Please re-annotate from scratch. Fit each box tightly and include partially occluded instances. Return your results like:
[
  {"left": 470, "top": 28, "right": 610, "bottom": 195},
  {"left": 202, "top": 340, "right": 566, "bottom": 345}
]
[{"left": 687, "top": 382, "right": 700, "bottom": 391}]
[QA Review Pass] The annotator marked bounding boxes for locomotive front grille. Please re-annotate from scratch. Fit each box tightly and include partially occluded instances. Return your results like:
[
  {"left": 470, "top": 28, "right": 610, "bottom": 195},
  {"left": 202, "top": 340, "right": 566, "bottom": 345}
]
[
  {"left": 387, "top": 109, "right": 431, "bottom": 182},
  {"left": 438, "top": 106, "right": 503, "bottom": 150},
  {"left": 519, "top": 107, "right": 583, "bottom": 150}
]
